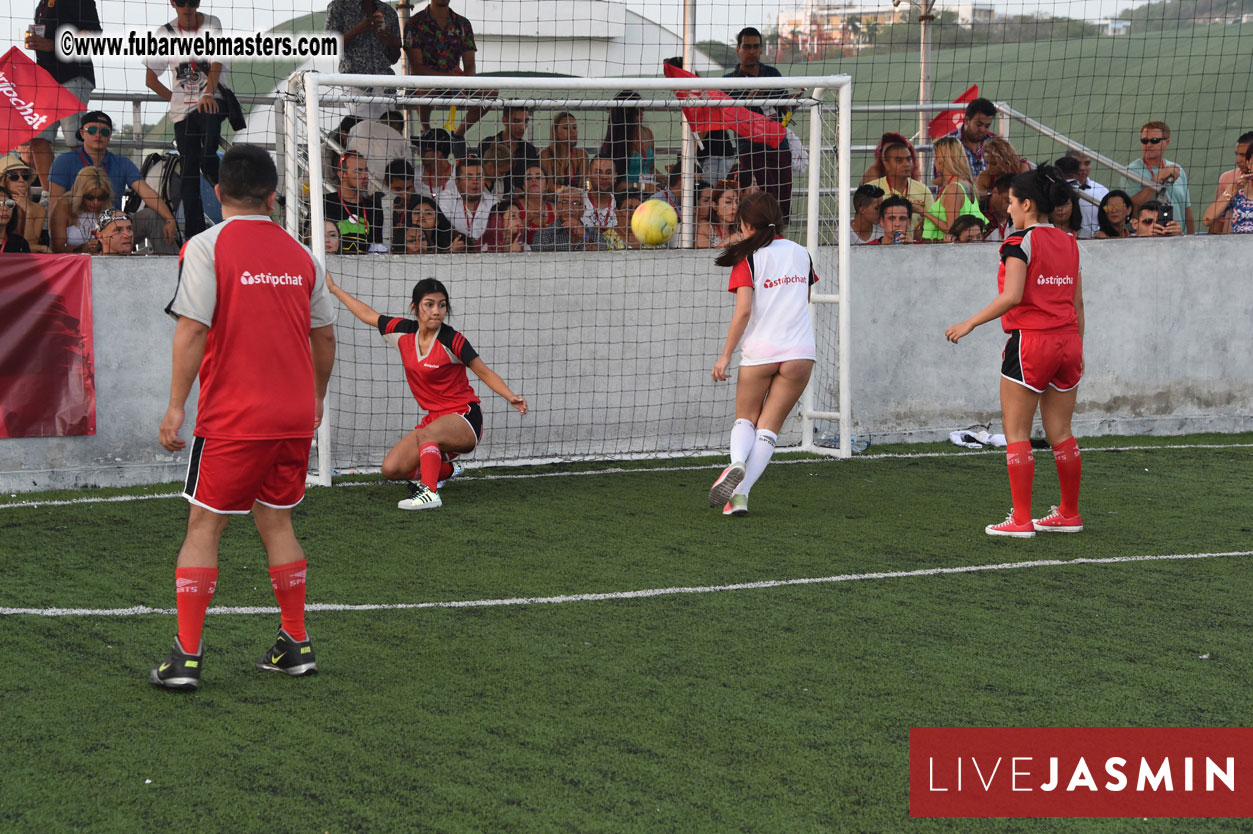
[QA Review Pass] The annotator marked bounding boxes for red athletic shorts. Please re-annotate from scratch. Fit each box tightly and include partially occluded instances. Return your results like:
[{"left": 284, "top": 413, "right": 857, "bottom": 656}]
[
  {"left": 183, "top": 436, "right": 312, "bottom": 514},
  {"left": 1001, "top": 329, "right": 1083, "bottom": 393}
]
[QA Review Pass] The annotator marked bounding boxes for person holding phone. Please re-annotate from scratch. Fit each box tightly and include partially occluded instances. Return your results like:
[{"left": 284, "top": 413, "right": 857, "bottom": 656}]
[
  {"left": 1125, "top": 121, "right": 1194, "bottom": 234},
  {"left": 1131, "top": 201, "right": 1183, "bottom": 237}
]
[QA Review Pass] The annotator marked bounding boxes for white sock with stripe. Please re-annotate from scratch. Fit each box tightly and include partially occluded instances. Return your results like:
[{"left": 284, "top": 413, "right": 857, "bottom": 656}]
[
  {"left": 735, "top": 429, "right": 778, "bottom": 495},
  {"left": 729, "top": 419, "right": 756, "bottom": 465}
]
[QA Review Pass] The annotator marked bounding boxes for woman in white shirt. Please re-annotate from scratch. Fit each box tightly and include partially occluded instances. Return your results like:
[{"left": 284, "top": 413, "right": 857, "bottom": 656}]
[
  {"left": 708, "top": 192, "right": 818, "bottom": 516},
  {"left": 144, "top": 0, "right": 226, "bottom": 240}
]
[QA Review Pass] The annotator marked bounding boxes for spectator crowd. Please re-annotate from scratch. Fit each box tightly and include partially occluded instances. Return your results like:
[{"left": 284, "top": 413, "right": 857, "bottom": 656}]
[{"left": 6, "top": 0, "right": 1251, "bottom": 256}]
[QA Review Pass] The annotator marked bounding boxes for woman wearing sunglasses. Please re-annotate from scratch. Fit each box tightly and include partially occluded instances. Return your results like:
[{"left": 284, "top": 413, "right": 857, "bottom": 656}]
[
  {"left": 144, "top": 0, "right": 226, "bottom": 240},
  {"left": 0, "top": 186, "right": 31, "bottom": 253},
  {"left": 51, "top": 167, "right": 112, "bottom": 254},
  {"left": 0, "top": 157, "right": 47, "bottom": 251}
]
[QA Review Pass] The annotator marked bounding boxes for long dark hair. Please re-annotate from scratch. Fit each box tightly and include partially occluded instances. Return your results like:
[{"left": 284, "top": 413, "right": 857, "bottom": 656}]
[
  {"left": 0, "top": 185, "right": 20, "bottom": 237},
  {"left": 598, "top": 90, "right": 642, "bottom": 182},
  {"left": 1051, "top": 190, "right": 1083, "bottom": 234},
  {"left": 715, "top": 191, "right": 784, "bottom": 268},
  {"left": 1096, "top": 189, "right": 1134, "bottom": 238},
  {"left": 1009, "top": 165, "right": 1072, "bottom": 217},
  {"left": 411, "top": 277, "right": 451, "bottom": 316},
  {"left": 403, "top": 194, "right": 461, "bottom": 253}
]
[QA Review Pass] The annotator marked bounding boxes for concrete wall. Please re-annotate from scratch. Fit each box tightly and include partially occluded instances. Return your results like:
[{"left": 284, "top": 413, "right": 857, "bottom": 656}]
[{"left": 1, "top": 235, "right": 1249, "bottom": 492}]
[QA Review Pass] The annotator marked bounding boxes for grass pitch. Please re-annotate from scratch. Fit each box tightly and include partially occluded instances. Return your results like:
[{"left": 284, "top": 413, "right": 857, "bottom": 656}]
[{"left": 1, "top": 434, "right": 1251, "bottom": 832}]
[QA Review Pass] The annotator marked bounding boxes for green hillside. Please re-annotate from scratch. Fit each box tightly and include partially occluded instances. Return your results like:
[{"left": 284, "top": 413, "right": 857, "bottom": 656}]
[{"left": 802, "top": 22, "right": 1253, "bottom": 207}]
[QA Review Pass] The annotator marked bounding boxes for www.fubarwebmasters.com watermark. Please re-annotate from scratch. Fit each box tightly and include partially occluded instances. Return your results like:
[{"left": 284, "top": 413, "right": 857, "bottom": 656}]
[{"left": 54, "top": 27, "right": 340, "bottom": 61}]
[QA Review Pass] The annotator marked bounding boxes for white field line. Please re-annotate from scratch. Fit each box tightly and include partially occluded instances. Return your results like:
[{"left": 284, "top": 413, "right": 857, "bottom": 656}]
[
  {"left": 1, "top": 442, "right": 1250, "bottom": 510},
  {"left": 2, "top": 550, "right": 1249, "bottom": 618}
]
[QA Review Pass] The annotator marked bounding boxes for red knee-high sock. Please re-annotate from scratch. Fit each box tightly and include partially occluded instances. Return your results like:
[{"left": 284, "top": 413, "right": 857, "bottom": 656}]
[
  {"left": 419, "top": 442, "right": 442, "bottom": 492},
  {"left": 439, "top": 460, "right": 454, "bottom": 482},
  {"left": 1005, "top": 441, "right": 1035, "bottom": 524},
  {"left": 175, "top": 566, "right": 217, "bottom": 654},
  {"left": 269, "top": 559, "right": 308, "bottom": 641},
  {"left": 1051, "top": 437, "right": 1082, "bottom": 518}
]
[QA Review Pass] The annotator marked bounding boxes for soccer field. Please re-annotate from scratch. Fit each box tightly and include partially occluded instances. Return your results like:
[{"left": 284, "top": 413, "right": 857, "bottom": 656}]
[{"left": 2, "top": 434, "right": 1251, "bottom": 832}]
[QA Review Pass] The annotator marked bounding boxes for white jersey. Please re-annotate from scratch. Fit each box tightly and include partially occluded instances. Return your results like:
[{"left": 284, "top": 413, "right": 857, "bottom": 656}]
[{"left": 726, "top": 237, "right": 818, "bottom": 365}]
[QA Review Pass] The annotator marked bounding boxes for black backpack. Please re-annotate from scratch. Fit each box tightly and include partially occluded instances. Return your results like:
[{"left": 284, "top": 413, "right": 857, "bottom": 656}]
[{"left": 123, "top": 151, "right": 181, "bottom": 218}]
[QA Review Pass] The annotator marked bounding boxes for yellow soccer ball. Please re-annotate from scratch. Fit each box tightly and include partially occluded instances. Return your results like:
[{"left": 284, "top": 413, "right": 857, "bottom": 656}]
[{"left": 631, "top": 200, "right": 678, "bottom": 246}]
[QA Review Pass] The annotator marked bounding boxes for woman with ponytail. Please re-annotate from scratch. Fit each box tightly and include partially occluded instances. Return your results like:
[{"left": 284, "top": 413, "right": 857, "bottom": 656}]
[
  {"left": 945, "top": 166, "right": 1086, "bottom": 538},
  {"left": 708, "top": 192, "right": 817, "bottom": 516}
]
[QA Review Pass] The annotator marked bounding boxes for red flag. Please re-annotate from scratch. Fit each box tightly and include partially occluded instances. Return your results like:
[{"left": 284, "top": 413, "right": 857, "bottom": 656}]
[
  {"left": 0, "top": 47, "right": 87, "bottom": 155},
  {"left": 0, "top": 254, "right": 96, "bottom": 438},
  {"left": 663, "top": 62, "right": 785, "bottom": 150},
  {"left": 927, "top": 84, "right": 978, "bottom": 140}
]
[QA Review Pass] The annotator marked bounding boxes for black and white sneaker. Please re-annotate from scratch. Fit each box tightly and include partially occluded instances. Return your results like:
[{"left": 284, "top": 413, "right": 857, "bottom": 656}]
[
  {"left": 255, "top": 628, "right": 318, "bottom": 677},
  {"left": 149, "top": 638, "right": 203, "bottom": 691}
]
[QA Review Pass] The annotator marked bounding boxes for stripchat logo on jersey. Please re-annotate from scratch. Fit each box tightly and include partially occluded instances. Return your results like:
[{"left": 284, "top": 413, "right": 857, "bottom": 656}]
[
  {"left": 1036, "top": 274, "right": 1075, "bottom": 286},
  {"left": 761, "top": 273, "right": 808, "bottom": 289},
  {"left": 240, "top": 270, "right": 304, "bottom": 287}
]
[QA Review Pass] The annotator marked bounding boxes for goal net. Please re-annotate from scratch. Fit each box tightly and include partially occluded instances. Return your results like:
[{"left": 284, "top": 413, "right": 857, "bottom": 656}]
[{"left": 283, "top": 71, "right": 852, "bottom": 483}]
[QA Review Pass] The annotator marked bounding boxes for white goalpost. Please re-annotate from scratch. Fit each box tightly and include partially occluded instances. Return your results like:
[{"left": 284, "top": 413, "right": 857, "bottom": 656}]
[{"left": 283, "top": 72, "right": 852, "bottom": 485}]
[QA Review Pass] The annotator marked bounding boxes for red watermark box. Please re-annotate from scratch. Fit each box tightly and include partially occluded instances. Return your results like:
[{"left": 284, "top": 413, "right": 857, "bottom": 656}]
[{"left": 910, "top": 727, "right": 1253, "bottom": 817}]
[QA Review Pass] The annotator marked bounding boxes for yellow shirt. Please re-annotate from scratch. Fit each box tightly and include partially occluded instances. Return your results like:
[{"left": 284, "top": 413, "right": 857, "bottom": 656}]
[{"left": 870, "top": 177, "right": 931, "bottom": 230}]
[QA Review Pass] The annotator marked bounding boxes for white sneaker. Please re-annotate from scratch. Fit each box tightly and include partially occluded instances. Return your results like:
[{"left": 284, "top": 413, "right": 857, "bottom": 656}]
[
  {"left": 398, "top": 482, "right": 443, "bottom": 510},
  {"left": 708, "top": 462, "right": 746, "bottom": 508}
]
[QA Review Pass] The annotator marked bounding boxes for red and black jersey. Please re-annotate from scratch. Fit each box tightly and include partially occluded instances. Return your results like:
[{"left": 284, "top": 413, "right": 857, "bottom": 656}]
[
  {"left": 998, "top": 224, "right": 1080, "bottom": 332},
  {"left": 377, "top": 318, "right": 480, "bottom": 413}
]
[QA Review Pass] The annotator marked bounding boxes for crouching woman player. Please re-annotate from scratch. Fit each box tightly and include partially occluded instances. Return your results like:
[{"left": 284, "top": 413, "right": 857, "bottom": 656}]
[
  {"left": 708, "top": 191, "right": 818, "bottom": 516},
  {"left": 945, "top": 166, "right": 1085, "bottom": 538},
  {"left": 324, "top": 275, "right": 528, "bottom": 510}
]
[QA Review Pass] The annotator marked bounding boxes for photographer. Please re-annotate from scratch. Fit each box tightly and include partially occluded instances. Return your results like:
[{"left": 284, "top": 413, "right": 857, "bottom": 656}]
[{"left": 1131, "top": 201, "right": 1183, "bottom": 238}]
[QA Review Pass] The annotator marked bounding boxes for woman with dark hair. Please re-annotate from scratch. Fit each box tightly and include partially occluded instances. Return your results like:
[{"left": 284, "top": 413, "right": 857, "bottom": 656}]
[
  {"left": 861, "top": 131, "right": 919, "bottom": 184},
  {"left": 400, "top": 194, "right": 465, "bottom": 253},
  {"left": 598, "top": 91, "right": 660, "bottom": 190},
  {"left": 1093, "top": 190, "right": 1133, "bottom": 239},
  {"left": 708, "top": 192, "right": 817, "bottom": 516},
  {"left": 1050, "top": 190, "right": 1083, "bottom": 237},
  {"left": 0, "top": 186, "right": 32, "bottom": 252},
  {"left": 513, "top": 164, "right": 555, "bottom": 242},
  {"left": 322, "top": 275, "right": 528, "bottom": 511},
  {"left": 696, "top": 180, "right": 740, "bottom": 248},
  {"left": 945, "top": 166, "right": 1085, "bottom": 538}
]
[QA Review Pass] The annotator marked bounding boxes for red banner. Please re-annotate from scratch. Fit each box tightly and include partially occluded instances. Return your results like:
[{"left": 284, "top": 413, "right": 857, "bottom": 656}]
[
  {"left": 0, "top": 47, "right": 87, "bottom": 155},
  {"left": 911, "top": 727, "right": 1253, "bottom": 817},
  {"left": 0, "top": 254, "right": 96, "bottom": 437},
  {"left": 662, "top": 62, "right": 785, "bottom": 150},
  {"left": 927, "top": 84, "right": 979, "bottom": 140}
]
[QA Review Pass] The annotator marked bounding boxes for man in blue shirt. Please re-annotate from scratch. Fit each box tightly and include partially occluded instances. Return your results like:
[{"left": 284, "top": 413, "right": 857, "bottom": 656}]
[
  {"left": 47, "top": 111, "right": 179, "bottom": 250},
  {"left": 1125, "top": 120, "right": 1193, "bottom": 235},
  {"left": 724, "top": 27, "right": 793, "bottom": 224}
]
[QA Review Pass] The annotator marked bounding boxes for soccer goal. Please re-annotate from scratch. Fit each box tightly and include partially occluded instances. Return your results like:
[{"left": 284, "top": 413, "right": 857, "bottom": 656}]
[{"left": 282, "top": 71, "right": 852, "bottom": 485}]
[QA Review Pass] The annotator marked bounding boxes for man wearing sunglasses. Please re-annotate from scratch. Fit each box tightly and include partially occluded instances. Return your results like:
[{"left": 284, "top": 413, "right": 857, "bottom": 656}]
[
  {"left": 47, "top": 111, "right": 179, "bottom": 250},
  {"left": 26, "top": 0, "right": 102, "bottom": 192},
  {"left": 1125, "top": 120, "right": 1193, "bottom": 235}
]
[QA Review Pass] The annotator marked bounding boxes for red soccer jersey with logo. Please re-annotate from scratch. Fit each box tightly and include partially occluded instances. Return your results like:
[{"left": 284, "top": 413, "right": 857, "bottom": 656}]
[
  {"left": 997, "top": 224, "right": 1080, "bottom": 332},
  {"left": 165, "top": 216, "right": 336, "bottom": 440},
  {"left": 377, "top": 318, "right": 480, "bottom": 413}
]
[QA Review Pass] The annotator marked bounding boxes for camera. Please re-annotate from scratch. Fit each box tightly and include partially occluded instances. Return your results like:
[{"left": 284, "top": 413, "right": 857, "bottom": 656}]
[{"left": 1156, "top": 204, "right": 1174, "bottom": 226}]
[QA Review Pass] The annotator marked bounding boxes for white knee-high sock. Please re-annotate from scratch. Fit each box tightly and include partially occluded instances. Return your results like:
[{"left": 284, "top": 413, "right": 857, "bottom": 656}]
[
  {"left": 735, "top": 429, "right": 778, "bottom": 495},
  {"left": 729, "top": 418, "right": 756, "bottom": 465}
]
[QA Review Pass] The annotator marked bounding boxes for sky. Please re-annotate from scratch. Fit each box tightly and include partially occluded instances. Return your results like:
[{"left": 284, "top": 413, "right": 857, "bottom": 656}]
[{"left": 1, "top": 0, "right": 1151, "bottom": 127}]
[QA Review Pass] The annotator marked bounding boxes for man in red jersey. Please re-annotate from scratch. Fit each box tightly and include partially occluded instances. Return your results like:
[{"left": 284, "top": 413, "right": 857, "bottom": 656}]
[{"left": 150, "top": 144, "right": 337, "bottom": 692}]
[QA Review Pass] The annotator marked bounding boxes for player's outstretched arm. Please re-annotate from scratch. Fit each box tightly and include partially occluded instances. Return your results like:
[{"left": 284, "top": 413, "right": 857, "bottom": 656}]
[
  {"left": 945, "top": 259, "right": 1026, "bottom": 344},
  {"left": 467, "top": 357, "right": 528, "bottom": 415},
  {"left": 324, "top": 272, "right": 383, "bottom": 328}
]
